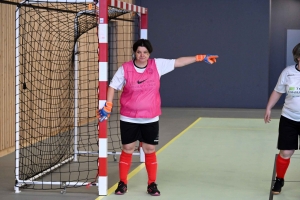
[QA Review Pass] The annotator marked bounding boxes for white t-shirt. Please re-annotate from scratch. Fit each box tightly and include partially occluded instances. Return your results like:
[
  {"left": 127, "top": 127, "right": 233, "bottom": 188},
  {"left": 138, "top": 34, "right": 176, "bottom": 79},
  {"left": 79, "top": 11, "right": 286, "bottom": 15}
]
[
  {"left": 109, "top": 58, "right": 176, "bottom": 123},
  {"left": 274, "top": 64, "right": 300, "bottom": 121}
]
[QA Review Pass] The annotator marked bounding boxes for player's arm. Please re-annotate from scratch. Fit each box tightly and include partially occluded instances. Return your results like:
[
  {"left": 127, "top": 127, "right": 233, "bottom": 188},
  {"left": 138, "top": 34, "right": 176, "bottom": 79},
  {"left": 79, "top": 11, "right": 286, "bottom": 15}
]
[
  {"left": 174, "top": 54, "right": 218, "bottom": 68},
  {"left": 106, "top": 86, "right": 115, "bottom": 102},
  {"left": 264, "top": 90, "right": 283, "bottom": 123},
  {"left": 98, "top": 86, "right": 115, "bottom": 122},
  {"left": 98, "top": 66, "right": 124, "bottom": 122},
  {"left": 174, "top": 56, "right": 197, "bottom": 68}
]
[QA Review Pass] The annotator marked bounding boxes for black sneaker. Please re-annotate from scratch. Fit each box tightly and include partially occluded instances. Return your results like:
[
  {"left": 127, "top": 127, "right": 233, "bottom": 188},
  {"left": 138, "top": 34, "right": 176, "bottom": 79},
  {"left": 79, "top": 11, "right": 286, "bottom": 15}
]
[
  {"left": 147, "top": 182, "right": 160, "bottom": 196},
  {"left": 115, "top": 181, "right": 127, "bottom": 195},
  {"left": 272, "top": 177, "right": 284, "bottom": 195}
]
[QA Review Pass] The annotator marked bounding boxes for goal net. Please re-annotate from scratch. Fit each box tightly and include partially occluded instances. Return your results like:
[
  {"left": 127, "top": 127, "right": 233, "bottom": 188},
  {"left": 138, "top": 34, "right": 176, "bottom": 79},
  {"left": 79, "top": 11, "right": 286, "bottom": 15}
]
[{"left": 15, "top": 0, "right": 147, "bottom": 195}]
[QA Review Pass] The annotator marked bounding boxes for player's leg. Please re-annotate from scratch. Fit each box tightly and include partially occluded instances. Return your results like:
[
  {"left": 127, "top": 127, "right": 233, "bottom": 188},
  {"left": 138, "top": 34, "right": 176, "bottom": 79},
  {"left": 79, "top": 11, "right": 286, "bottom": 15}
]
[
  {"left": 115, "top": 121, "right": 140, "bottom": 195},
  {"left": 141, "top": 121, "right": 160, "bottom": 196},
  {"left": 272, "top": 150, "right": 294, "bottom": 194},
  {"left": 272, "top": 116, "right": 298, "bottom": 195}
]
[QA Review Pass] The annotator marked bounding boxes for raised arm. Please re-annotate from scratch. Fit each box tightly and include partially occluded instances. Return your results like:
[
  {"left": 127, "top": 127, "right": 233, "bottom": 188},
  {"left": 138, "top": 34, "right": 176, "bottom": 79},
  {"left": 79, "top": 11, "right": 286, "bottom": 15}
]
[
  {"left": 264, "top": 90, "right": 283, "bottom": 123},
  {"left": 174, "top": 54, "right": 218, "bottom": 68}
]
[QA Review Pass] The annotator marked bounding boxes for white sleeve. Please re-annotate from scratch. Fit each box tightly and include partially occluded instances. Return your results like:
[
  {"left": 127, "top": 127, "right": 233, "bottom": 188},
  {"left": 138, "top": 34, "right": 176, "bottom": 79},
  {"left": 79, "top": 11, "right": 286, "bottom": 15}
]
[
  {"left": 154, "top": 58, "right": 175, "bottom": 77},
  {"left": 109, "top": 66, "right": 125, "bottom": 91},
  {"left": 274, "top": 68, "right": 287, "bottom": 93}
]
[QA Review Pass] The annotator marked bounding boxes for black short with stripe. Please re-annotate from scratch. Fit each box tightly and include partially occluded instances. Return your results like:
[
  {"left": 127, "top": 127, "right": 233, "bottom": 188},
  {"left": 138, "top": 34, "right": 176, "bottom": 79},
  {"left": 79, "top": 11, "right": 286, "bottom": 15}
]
[
  {"left": 120, "top": 120, "right": 159, "bottom": 145},
  {"left": 277, "top": 115, "right": 300, "bottom": 150}
]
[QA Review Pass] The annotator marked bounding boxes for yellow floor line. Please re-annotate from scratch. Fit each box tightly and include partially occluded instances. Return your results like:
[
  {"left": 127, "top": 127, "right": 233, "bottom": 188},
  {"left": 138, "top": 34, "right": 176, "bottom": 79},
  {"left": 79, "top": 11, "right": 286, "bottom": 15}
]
[
  {"left": 193, "top": 126, "right": 270, "bottom": 131},
  {"left": 95, "top": 117, "right": 202, "bottom": 200}
]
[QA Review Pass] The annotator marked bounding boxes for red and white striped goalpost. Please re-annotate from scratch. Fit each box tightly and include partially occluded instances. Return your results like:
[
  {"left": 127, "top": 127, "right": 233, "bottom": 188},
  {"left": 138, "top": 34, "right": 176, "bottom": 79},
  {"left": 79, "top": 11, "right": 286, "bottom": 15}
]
[{"left": 96, "top": 0, "right": 148, "bottom": 195}]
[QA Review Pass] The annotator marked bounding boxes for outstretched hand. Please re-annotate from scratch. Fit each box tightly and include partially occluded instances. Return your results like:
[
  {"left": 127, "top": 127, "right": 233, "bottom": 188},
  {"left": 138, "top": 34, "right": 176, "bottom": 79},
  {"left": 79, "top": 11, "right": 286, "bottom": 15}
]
[
  {"left": 196, "top": 54, "right": 219, "bottom": 64},
  {"left": 204, "top": 55, "right": 218, "bottom": 64}
]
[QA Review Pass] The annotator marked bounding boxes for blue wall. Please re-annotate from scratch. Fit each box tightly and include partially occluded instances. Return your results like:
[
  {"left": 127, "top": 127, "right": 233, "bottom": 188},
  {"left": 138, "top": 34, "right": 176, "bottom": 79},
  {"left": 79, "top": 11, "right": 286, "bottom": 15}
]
[
  {"left": 270, "top": 0, "right": 300, "bottom": 107},
  {"left": 136, "top": 0, "right": 300, "bottom": 109}
]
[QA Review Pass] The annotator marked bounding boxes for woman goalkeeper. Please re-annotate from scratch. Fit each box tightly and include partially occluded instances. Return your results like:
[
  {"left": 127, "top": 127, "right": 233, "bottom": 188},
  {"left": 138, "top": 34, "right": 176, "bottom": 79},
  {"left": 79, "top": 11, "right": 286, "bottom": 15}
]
[{"left": 99, "top": 39, "right": 218, "bottom": 196}]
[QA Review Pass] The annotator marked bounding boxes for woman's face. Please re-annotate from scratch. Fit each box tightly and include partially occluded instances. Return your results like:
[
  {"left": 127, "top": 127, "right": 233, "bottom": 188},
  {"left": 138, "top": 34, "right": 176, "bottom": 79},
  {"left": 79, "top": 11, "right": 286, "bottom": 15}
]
[{"left": 135, "top": 46, "right": 150, "bottom": 63}]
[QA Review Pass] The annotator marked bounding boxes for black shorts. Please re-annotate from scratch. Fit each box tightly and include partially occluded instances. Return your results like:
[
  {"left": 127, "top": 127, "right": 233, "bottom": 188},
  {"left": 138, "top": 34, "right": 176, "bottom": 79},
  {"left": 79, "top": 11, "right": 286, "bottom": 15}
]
[
  {"left": 277, "top": 115, "right": 300, "bottom": 150},
  {"left": 120, "top": 120, "right": 159, "bottom": 145}
]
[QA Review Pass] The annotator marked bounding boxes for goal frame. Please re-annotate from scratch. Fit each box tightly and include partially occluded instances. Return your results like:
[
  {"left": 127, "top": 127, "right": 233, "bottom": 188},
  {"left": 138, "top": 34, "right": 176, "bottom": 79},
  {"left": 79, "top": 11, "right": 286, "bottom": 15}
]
[
  {"left": 97, "top": 0, "right": 148, "bottom": 196},
  {"left": 14, "top": 0, "right": 148, "bottom": 196}
]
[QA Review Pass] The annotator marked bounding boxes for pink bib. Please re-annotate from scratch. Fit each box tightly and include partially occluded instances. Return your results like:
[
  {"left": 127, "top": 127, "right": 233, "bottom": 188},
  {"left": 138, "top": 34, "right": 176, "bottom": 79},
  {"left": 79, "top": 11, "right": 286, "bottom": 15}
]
[{"left": 120, "top": 59, "right": 161, "bottom": 118}]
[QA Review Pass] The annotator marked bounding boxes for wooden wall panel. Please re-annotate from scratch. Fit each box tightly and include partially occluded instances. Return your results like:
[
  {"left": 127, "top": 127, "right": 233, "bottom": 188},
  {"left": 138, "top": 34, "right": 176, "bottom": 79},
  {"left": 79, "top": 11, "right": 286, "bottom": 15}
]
[{"left": 0, "top": 1, "right": 19, "bottom": 157}]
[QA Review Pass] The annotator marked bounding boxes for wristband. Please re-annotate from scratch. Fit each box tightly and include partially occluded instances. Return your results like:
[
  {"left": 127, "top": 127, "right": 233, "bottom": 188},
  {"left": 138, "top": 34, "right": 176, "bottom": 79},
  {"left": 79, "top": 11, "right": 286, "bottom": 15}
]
[{"left": 195, "top": 55, "right": 205, "bottom": 62}]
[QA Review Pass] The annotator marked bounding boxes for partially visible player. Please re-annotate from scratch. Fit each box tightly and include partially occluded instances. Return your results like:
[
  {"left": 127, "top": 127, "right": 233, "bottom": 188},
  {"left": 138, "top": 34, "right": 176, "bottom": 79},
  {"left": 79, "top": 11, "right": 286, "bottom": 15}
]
[
  {"left": 264, "top": 43, "right": 300, "bottom": 195},
  {"left": 99, "top": 39, "right": 218, "bottom": 196}
]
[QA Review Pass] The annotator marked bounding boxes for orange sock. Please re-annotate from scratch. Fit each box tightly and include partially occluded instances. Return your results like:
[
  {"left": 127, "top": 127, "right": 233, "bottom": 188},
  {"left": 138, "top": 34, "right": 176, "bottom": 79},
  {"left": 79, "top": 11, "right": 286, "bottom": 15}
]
[
  {"left": 276, "top": 154, "right": 290, "bottom": 179},
  {"left": 119, "top": 151, "right": 132, "bottom": 184},
  {"left": 145, "top": 152, "right": 157, "bottom": 185}
]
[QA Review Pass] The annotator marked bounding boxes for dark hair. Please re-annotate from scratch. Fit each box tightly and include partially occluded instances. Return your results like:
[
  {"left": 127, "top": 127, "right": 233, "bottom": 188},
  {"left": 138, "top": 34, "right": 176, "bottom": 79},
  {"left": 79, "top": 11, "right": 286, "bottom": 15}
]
[
  {"left": 132, "top": 39, "right": 153, "bottom": 53},
  {"left": 293, "top": 43, "right": 300, "bottom": 63}
]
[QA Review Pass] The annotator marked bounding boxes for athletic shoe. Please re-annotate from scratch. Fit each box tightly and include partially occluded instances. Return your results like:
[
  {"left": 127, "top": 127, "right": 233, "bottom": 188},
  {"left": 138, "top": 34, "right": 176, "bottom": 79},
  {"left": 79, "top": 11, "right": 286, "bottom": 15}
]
[
  {"left": 147, "top": 182, "right": 160, "bottom": 196},
  {"left": 115, "top": 181, "right": 127, "bottom": 195},
  {"left": 272, "top": 177, "right": 284, "bottom": 195}
]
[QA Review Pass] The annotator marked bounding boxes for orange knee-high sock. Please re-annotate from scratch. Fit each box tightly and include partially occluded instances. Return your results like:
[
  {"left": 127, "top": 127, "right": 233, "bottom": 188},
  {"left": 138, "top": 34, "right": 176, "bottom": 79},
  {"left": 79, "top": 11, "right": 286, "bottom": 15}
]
[
  {"left": 145, "top": 152, "right": 157, "bottom": 185},
  {"left": 276, "top": 154, "right": 290, "bottom": 179},
  {"left": 119, "top": 151, "right": 132, "bottom": 184}
]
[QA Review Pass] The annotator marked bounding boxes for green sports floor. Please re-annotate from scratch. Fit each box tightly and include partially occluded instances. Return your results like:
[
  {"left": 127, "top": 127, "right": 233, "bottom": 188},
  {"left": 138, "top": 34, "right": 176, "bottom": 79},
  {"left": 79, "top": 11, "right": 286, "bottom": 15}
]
[{"left": 2, "top": 108, "right": 300, "bottom": 200}]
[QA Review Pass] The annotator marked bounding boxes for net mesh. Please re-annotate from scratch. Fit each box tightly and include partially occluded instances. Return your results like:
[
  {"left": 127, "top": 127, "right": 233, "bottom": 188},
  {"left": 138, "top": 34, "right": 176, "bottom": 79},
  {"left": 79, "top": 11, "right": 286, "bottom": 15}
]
[{"left": 15, "top": 0, "right": 140, "bottom": 190}]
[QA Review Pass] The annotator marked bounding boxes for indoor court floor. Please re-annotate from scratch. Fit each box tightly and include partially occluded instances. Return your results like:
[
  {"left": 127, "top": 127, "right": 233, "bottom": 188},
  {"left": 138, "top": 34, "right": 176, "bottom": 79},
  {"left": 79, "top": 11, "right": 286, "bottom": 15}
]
[{"left": 2, "top": 108, "right": 300, "bottom": 200}]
